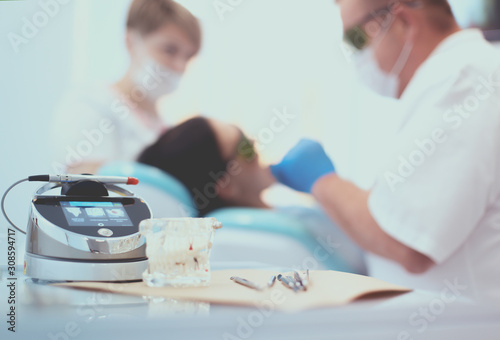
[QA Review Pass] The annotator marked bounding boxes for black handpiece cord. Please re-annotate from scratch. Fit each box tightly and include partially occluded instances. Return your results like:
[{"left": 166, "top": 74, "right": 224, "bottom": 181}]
[{"left": 1, "top": 178, "right": 29, "bottom": 235}]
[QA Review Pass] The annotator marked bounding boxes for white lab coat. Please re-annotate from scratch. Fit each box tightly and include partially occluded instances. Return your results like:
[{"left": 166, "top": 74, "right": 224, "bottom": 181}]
[
  {"left": 367, "top": 29, "right": 500, "bottom": 301},
  {"left": 50, "top": 84, "right": 167, "bottom": 172}
]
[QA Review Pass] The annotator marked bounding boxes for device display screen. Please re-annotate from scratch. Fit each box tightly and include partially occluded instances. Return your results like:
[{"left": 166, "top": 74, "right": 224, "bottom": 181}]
[{"left": 60, "top": 201, "right": 134, "bottom": 227}]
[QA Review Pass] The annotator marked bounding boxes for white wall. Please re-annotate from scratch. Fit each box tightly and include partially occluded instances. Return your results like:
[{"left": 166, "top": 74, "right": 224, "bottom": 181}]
[{"left": 1, "top": 0, "right": 78, "bottom": 261}]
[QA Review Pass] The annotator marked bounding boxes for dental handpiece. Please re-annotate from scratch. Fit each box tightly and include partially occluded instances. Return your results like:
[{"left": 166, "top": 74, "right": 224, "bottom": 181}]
[{"left": 27, "top": 174, "right": 139, "bottom": 185}]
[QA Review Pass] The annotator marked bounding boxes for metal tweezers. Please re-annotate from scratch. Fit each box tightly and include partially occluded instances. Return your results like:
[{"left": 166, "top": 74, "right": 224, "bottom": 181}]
[{"left": 278, "top": 271, "right": 309, "bottom": 293}]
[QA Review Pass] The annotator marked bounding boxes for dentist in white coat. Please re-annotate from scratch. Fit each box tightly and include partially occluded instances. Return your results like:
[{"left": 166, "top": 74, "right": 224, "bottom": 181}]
[{"left": 271, "top": 0, "right": 500, "bottom": 301}]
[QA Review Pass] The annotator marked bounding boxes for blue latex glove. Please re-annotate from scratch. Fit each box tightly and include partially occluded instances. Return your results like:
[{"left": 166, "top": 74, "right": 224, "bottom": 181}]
[{"left": 270, "top": 139, "right": 335, "bottom": 193}]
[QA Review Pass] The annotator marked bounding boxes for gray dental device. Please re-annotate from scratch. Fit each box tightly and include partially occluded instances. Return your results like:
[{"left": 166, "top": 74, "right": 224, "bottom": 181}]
[{"left": 3, "top": 175, "right": 152, "bottom": 282}]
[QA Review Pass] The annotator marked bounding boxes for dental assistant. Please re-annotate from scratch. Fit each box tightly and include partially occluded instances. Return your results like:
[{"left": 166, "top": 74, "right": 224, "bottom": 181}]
[
  {"left": 272, "top": 0, "right": 500, "bottom": 300},
  {"left": 51, "top": 0, "right": 201, "bottom": 174}
]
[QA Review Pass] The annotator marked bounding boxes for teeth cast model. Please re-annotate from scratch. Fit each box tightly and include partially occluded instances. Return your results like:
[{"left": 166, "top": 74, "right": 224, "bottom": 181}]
[{"left": 140, "top": 218, "right": 222, "bottom": 287}]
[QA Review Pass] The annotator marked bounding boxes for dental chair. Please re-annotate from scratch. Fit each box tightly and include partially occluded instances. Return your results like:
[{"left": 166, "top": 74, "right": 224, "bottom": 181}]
[{"left": 99, "top": 162, "right": 362, "bottom": 272}]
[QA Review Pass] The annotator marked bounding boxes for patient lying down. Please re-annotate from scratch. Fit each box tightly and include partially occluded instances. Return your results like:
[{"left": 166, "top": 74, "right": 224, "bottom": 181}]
[
  {"left": 139, "top": 116, "right": 367, "bottom": 273},
  {"left": 138, "top": 116, "right": 276, "bottom": 216}
]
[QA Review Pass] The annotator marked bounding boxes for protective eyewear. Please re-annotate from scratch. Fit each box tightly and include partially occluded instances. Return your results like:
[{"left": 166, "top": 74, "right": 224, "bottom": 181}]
[
  {"left": 343, "top": 1, "right": 421, "bottom": 51},
  {"left": 233, "top": 131, "right": 256, "bottom": 162}
]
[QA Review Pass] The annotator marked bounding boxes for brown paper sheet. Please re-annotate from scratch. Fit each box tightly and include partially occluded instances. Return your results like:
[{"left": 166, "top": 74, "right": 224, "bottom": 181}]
[{"left": 54, "top": 269, "right": 411, "bottom": 312}]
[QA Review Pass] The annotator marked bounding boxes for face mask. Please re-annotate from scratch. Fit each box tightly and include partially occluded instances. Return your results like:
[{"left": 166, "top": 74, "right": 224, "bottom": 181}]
[
  {"left": 352, "top": 39, "right": 414, "bottom": 98},
  {"left": 131, "top": 57, "right": 182, "bottom": 100}
]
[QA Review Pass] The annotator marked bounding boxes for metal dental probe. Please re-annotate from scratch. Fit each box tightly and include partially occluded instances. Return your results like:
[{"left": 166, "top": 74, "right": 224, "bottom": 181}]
[{"left": 230, "top": 276, "right": 264, "bottom": 291}]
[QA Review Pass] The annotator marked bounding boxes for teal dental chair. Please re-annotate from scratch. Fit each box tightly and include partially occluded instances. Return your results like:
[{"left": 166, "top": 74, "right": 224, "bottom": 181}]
[{"left": 99, "top": 162, "right": 360, "bottom": 272}]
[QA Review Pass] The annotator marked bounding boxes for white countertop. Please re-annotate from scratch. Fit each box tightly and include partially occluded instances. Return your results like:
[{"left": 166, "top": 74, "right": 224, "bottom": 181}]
[{"left": 1, "top": 263, "right": 499, "bottom": 340}]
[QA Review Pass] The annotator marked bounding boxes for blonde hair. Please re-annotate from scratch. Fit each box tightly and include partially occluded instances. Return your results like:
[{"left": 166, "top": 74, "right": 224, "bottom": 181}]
[{"left": 126, "top": 0, "right": 202, "bottom": 53}]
